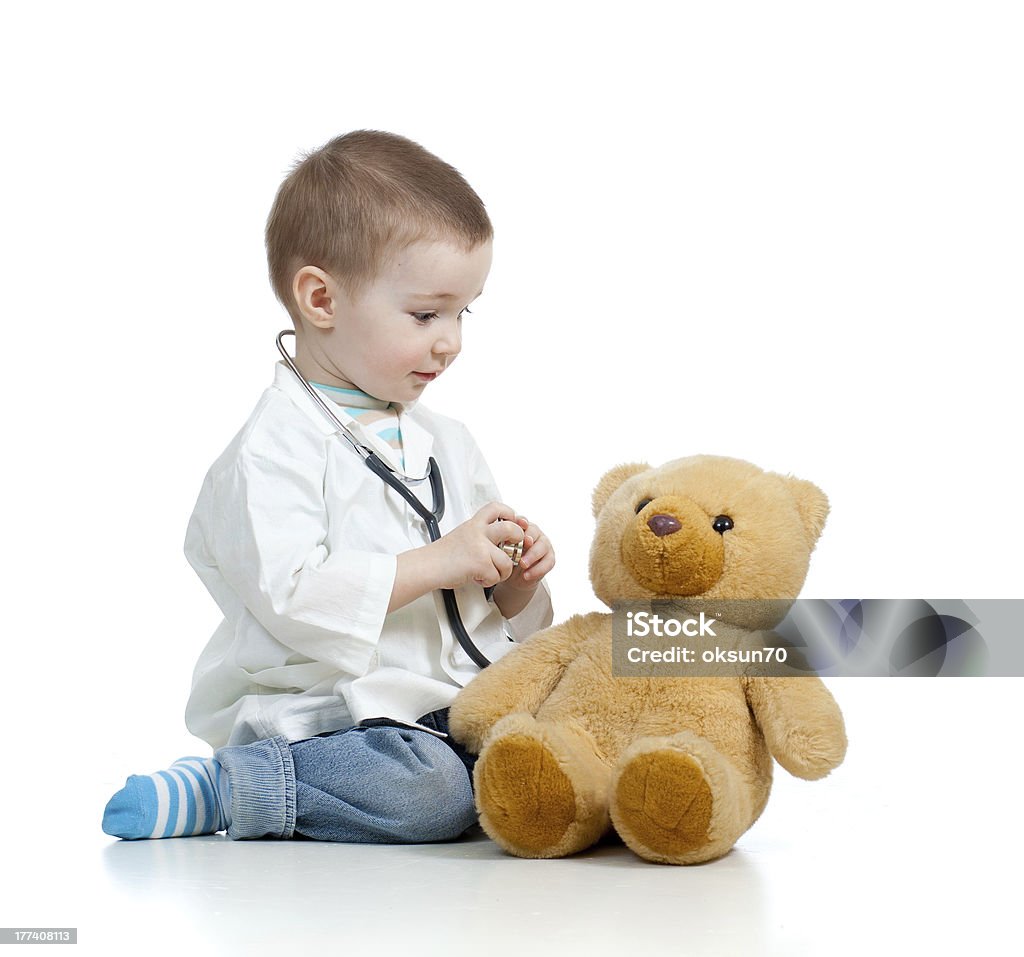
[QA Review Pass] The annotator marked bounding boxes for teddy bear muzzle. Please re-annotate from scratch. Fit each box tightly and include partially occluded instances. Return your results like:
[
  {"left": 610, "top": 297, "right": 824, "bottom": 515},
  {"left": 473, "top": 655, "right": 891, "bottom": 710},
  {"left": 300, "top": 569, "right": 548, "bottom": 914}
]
[{"left": 622, "top": 495, "right": 725, "bottom": 595}]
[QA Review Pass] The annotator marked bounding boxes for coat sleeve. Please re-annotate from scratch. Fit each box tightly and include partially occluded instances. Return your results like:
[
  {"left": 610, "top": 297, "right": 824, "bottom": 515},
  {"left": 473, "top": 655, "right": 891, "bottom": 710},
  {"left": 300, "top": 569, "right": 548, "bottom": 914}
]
[{"left": 195, "top": 440, "right": 397, "bottom": 678}]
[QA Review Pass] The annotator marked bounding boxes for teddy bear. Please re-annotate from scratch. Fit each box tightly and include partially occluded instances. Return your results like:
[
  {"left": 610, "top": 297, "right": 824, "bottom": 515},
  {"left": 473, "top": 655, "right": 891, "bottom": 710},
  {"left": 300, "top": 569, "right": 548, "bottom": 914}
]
[{"left": 448, "top": 455, "right": 847, "bottom": 864}]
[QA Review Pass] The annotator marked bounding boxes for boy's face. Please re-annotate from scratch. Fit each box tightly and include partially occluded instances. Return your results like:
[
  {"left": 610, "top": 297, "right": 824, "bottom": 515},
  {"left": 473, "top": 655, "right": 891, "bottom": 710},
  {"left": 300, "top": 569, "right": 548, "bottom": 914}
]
[{"left": 294, "top": 239, "right": 493, "bottom": 405}]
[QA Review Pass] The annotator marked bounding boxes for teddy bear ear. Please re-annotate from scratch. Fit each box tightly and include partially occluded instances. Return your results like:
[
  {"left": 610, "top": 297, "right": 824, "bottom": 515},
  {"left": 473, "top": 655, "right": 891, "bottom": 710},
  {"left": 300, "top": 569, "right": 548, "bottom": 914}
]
[
  {"left": 783, "top": 475, "right": 830, "bottom": 547},
  {"left": 592, "top": 462, "right": 651, "bottom": 518}
]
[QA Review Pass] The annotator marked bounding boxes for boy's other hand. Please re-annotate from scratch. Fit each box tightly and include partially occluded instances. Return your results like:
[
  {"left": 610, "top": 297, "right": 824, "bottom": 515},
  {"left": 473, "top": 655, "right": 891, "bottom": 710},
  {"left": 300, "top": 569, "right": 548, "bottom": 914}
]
[
  {"left": 491, "top": 515, "right": 555, "bottom": 620},
  {"left": 500, "top": 516, "right": 555, "bottom": 591}
]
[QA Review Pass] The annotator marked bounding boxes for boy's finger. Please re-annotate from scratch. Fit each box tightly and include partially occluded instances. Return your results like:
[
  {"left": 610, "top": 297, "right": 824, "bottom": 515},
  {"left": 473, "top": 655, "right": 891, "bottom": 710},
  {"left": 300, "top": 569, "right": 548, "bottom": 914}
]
[
  {"left": 488, "top": 520, "right": 525, "bottom": 547},
  {"left": 522, "top": 553, "right": 555, "bottom": 581},
  {"left": 519, "top": 537, "right": 544, "bottom": 566},
  {"left": 492, "top": 549, "right": 515, "bottom": 581},
  {"left": 478, "top": 501, "right": 517, "bottom": 524}
]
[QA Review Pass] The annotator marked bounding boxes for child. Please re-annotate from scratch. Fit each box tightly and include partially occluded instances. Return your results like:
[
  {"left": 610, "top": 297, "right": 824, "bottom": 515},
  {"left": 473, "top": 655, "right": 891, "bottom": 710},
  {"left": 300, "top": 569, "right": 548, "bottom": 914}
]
[{"left": 102, "top": 130, "right": 554, "bottom": 844}]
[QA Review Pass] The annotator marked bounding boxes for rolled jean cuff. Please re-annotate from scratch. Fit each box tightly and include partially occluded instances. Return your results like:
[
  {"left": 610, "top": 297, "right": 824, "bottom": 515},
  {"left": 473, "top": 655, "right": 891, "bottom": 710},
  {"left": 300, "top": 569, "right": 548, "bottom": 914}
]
[{"left": 215, "top": 735, "right": 296, "bottom": 840}]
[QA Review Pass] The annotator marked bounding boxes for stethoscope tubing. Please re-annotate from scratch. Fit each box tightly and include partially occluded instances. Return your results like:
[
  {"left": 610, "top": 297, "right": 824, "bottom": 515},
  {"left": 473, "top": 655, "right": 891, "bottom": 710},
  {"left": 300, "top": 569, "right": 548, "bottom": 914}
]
[{"left": 276, "top": 330, "right": 494, "bottom": 668}]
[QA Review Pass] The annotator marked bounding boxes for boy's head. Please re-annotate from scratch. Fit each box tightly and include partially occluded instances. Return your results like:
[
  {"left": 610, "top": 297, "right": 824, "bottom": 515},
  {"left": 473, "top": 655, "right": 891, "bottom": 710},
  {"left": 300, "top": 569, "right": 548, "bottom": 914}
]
[{"left": 266, "top": 130, "right": 493, "bottom": 321}]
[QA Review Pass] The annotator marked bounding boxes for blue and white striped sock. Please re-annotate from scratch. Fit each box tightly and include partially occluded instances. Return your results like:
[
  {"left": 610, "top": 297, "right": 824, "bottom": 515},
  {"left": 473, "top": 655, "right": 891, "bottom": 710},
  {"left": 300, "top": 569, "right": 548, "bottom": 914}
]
[{"left": 102, "top": 756, "right": 232, "bottom": 840}]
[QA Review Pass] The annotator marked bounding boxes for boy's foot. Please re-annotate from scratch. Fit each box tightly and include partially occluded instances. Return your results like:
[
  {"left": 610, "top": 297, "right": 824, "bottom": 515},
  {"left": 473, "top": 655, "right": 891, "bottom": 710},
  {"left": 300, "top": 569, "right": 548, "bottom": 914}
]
[{"left": 103, "top": 757, "right": 231, "bottom": 840}]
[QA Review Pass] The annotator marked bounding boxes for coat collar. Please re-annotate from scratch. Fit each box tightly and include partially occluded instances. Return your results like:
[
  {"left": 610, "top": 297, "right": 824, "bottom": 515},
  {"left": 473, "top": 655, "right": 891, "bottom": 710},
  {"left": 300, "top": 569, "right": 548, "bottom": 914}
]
[{"left": 272, "top": 361, "right": 434, "bottom": 474}]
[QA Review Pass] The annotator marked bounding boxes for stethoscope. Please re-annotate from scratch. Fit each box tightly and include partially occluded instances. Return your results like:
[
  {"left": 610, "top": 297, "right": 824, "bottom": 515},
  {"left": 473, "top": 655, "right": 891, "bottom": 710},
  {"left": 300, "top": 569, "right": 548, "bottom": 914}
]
[{"left": 276, "top": 329, "right": 522, "bottom": 668}]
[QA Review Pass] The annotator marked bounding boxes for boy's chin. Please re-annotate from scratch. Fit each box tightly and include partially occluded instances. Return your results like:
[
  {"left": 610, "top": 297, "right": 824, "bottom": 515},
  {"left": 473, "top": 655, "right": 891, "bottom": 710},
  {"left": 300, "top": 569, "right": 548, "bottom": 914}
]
[{"left": 405, "top": 376, "right": 436, "bottom": 396}]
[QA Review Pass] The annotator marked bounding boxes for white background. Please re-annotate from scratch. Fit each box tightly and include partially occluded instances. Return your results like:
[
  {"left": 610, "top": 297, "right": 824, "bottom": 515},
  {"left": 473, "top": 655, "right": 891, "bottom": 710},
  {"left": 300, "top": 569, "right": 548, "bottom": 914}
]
[{"left": 2, "top": 2, "right": 1021, "bottom": 954}]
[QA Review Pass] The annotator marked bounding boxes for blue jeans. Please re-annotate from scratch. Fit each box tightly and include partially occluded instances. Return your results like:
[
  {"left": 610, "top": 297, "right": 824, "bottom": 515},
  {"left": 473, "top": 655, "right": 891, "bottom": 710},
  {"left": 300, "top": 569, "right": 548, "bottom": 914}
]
[{"left": 214, "top": 709, "right": 478, "bottom": 843}]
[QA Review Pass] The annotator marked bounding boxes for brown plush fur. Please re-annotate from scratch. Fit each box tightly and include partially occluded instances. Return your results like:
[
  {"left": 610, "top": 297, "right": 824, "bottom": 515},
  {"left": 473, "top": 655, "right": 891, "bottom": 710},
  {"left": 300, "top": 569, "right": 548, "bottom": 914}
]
[{"left": 448, "top": 455, "right": 847, "bottom": 864}]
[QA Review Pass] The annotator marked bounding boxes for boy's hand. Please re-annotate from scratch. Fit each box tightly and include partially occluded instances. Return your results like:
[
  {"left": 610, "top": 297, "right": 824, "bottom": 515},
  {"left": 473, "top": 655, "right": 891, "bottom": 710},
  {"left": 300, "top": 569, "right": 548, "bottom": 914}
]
[
  {"left": 389, "top": 504, "right": 551, "bottom": 615},
  {"left": 431, "top": 502, "right": 526, "bottom": 589}
]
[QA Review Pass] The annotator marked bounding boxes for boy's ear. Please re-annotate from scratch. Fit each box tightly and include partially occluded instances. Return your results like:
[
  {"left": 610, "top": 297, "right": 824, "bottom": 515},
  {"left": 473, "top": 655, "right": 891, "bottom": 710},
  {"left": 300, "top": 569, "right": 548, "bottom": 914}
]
[
  {"left": 592, "top": 462, "right": 651, "bottom": 518},
  {"left": 293, "top": 266, "right": 337, "bottom": 330}
]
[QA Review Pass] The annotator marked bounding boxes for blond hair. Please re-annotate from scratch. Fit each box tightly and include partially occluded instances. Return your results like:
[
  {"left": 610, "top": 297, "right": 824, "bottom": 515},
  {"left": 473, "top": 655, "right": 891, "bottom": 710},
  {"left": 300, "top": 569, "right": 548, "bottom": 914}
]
[{"left": 265, "top": 130, "right": 493, "bottom": 320}]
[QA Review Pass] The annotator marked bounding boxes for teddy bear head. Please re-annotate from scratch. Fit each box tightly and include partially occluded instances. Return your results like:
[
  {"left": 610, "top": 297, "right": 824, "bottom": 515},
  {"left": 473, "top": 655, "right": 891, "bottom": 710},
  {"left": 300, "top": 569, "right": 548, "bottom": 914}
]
[{"left": 589, "top": 455, "right": 828, "bottom": 630}]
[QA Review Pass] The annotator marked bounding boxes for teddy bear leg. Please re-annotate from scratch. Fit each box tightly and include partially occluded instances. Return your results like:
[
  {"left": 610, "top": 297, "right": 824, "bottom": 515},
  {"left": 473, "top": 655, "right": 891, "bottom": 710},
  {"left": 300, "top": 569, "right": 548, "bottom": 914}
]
[
  {"left": 474, "top": 713, "right": 611, "bottom": 859},
  {"left": 610, "top": 731, "right": 753, "bottom": 865}
]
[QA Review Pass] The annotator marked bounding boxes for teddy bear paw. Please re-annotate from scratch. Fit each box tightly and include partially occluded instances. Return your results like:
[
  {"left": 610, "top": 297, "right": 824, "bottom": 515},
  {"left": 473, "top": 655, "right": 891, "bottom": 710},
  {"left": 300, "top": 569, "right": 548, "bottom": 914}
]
[
  {"left": 612, "top": 747, "right": 716, "bottom": 863},
  {"left": 476, "top": 732, "right": 578, "bottom": 857},
  {"left": 474, "top": 714, "right": 612, "bottom": 858}
]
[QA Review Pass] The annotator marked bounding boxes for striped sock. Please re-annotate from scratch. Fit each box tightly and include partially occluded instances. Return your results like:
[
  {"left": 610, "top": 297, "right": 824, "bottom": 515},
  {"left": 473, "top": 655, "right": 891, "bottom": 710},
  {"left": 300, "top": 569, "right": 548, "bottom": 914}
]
[{"left": 102, "top": 756, "right": 232, "bottom": 840}]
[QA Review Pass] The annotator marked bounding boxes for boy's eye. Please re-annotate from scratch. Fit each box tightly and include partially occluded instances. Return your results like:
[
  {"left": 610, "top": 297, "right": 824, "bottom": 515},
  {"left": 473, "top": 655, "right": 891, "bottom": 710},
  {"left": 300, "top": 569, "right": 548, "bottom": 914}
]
[{"left": 411, "top": 307, "right": 472, "bottom": 324}]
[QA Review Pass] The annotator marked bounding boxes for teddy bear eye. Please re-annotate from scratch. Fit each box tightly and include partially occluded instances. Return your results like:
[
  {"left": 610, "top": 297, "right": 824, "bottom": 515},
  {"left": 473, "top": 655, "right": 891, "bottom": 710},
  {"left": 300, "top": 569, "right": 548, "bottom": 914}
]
[
  {"left": 712, "top": 515, "right": 734, "bottom": 533},
  {"left": 635, "top": 498, "right": 653, "bottom": 514}
]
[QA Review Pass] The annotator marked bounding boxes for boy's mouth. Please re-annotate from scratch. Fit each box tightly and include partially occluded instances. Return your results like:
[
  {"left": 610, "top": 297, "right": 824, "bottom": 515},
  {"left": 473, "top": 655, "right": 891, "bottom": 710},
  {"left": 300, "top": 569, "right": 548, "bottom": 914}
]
[{"left": 413, "top": 371, "right": 440, "bottom": 382}]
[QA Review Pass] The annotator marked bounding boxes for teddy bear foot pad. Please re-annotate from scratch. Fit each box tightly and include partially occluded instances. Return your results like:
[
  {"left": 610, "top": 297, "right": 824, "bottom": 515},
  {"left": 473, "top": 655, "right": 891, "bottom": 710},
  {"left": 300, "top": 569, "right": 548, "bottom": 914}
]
[
  {"left": 612, "top": 749, "right": 714, "bottom": 861},
  {"left": 610, "top": 734, "right": 749, "bottom": 865},
  {"left": 474, "top": 715, "right": 611, "bottom": 859}
]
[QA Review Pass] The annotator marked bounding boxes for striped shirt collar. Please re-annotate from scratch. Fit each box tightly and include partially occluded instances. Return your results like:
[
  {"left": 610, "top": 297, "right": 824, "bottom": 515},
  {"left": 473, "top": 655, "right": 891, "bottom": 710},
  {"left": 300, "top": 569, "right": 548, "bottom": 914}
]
[{"left": 309, "top": 381, "right": 391, "bottom": 412}]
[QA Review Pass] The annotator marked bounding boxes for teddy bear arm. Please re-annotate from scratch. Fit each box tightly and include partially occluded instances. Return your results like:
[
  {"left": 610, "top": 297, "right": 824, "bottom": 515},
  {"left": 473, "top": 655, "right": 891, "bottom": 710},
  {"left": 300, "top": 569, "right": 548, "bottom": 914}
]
[
  {"left": 447, "top": 620, "right": 579, "bottom": 754},
  {"left": 744, "top": 676, "right": 847, "bottom": 780}
]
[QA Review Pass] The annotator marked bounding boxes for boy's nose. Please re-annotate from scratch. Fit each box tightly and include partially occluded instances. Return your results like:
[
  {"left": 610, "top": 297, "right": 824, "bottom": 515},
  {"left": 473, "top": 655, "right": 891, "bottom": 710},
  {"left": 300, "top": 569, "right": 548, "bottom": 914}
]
[{"left": 434, "top": 320, "right": 462, "bottom": 357}]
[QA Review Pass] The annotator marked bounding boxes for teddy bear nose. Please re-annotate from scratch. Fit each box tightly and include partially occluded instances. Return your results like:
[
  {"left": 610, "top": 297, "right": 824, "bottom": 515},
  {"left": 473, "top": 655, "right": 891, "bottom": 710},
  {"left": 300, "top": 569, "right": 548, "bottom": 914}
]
[{"left": 647, "top": 514, "right": 682, "bottom": 537}]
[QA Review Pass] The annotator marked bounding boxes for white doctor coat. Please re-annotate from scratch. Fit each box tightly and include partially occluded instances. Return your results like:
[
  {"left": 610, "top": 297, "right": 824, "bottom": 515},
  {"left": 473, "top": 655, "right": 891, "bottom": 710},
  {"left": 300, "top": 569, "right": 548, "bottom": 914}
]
[{"left": 184, "top": 361, "right": 553, "bottom": 749}]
